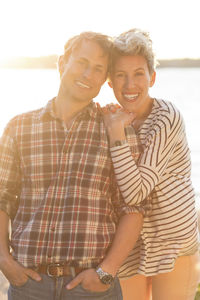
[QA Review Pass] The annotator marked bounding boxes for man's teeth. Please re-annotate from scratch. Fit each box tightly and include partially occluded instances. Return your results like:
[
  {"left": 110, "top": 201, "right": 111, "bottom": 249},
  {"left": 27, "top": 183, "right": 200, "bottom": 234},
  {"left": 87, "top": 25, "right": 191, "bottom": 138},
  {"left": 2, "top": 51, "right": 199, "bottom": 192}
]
[
  {"left": 124, "top": 94, "right": 138, "bottom": 100},
  {"left": 76, "top": 81, "right": 90, "bottom": 89}
]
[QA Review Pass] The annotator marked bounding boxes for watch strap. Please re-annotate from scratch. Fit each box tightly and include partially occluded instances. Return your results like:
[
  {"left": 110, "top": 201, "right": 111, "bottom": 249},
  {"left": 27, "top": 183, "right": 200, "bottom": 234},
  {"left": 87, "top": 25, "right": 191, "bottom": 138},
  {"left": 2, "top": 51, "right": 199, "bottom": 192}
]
[{"left": 95, "top": 267, "right": 114, "bottom": 285}]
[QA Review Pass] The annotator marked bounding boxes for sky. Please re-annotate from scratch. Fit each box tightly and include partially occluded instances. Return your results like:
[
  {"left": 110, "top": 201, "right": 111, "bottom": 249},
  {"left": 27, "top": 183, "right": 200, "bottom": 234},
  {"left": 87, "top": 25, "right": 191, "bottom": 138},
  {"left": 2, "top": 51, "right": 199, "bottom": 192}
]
[{"left": 0, "top": 0, "right": 200, "bottom": 61}]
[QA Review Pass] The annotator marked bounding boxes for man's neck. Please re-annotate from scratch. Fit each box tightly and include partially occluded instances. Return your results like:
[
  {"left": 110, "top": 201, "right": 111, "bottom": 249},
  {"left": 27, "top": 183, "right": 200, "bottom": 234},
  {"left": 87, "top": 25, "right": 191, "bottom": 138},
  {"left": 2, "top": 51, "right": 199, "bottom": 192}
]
[{"left": 54, "top": 94, "right": 91, "bottom": 127}]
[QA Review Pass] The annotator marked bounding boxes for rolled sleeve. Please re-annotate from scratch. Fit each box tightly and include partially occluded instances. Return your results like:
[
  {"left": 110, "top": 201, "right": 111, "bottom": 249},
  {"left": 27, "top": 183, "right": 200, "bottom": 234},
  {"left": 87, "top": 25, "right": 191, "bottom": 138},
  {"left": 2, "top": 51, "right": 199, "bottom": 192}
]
[
  {"left": 0, "top": 123, "right": 21, "bottom": 219},
  {"left": 110, "top": 143, "right": 153, "bottom": 217}
]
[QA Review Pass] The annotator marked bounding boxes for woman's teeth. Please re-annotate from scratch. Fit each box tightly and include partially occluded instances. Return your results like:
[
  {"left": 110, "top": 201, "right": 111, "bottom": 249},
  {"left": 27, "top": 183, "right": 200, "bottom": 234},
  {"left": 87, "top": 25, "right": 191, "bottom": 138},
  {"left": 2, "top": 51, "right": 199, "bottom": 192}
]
[{"left": 124, "top": 94, "right": 138, "bottom": 100}]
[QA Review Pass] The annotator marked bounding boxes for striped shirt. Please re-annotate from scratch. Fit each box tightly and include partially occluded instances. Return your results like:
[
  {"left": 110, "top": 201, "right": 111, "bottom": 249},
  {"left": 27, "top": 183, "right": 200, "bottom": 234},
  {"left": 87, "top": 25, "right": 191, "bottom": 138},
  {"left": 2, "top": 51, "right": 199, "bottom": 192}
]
[
  {"left": 110, "top": 99, "right": 199, "bottom": 278},
  {"left": 0, "top": 99, "right": 141, "bottom": 268}
]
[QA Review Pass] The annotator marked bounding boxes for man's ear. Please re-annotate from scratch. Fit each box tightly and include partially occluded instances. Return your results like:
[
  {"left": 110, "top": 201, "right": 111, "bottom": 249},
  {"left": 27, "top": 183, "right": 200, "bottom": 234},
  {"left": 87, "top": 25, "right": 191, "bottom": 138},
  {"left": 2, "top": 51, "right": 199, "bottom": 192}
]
[
  {"left": 58, "top": 55, "right": 65, "bottom": 78},
  {"left": 107, "top": 80, "right": 113, "bottom": 88},
  {"left": 150, "top": 71, "right": 156, "bottom": 87}
]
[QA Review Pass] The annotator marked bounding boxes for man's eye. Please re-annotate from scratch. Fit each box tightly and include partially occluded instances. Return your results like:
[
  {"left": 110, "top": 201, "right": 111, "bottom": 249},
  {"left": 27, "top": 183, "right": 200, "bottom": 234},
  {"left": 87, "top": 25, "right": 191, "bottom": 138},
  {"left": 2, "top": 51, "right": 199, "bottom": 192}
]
[
  {"left": 115, "top": 73, "right": 124, "bottom": 78},
  {"left": 77, "top": 60, "right": 86, "bottom": 65},
  {"left": 95, "top": 68, "right": 103, "bottom": 73}
]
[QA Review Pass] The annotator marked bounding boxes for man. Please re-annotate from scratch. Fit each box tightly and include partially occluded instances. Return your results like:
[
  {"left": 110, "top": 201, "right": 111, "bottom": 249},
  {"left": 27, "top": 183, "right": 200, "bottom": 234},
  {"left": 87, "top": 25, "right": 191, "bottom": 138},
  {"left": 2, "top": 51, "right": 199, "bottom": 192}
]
[{"left": 0, "top": 31, "right": 143, "bottom": 299}]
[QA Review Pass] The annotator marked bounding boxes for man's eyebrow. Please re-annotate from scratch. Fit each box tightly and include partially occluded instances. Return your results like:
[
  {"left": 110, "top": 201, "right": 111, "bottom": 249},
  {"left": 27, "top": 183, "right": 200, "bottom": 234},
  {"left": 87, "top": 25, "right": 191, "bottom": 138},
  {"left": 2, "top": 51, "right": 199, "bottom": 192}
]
[
  {"left": 76, "top": 57, "right": 105, "bottom": 69},
  {"left": 95, "top": 64, "right": 104, "bottom": 69},
  {"left": 135, "top": 68, "right": 145, "bottom": 71},
  {"left": 115, "top": 67, "right": 145, "bottom": 72},
  {"left": 77, "top": 57, "right": 88, "bottom": 61}
]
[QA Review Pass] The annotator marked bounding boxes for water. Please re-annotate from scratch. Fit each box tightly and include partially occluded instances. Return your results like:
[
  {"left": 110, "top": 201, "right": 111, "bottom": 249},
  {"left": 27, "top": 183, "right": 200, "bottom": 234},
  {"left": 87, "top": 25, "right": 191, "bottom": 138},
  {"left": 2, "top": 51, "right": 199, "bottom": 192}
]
[
  {"left": 0, "top": 67, "right": 199, "bottom": 299},
  {"left": 0, "top": 68, "right": 199, "bottom": 196}
]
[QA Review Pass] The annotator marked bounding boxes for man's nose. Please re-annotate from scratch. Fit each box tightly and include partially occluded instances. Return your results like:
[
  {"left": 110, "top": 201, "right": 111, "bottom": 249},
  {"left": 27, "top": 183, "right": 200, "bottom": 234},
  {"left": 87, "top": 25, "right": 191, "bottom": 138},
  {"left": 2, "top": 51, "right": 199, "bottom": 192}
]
[{"left": 83, "top": 66, "right": 92, "bottom": 79}]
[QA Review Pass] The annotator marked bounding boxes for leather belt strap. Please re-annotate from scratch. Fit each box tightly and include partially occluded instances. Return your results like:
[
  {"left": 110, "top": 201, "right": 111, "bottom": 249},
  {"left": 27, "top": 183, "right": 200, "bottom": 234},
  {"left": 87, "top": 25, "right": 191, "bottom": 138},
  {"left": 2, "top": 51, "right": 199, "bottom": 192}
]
[{"left": 34, "top": 263, "right": 85, "bottom": 277}]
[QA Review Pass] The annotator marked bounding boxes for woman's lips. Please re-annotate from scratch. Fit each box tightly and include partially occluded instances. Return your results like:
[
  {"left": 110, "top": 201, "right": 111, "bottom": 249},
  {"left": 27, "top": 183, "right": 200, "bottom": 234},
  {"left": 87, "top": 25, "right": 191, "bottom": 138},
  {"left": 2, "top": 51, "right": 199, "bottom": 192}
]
[{"left": 123, "top": 93, "right": 139, "bottom": 102}]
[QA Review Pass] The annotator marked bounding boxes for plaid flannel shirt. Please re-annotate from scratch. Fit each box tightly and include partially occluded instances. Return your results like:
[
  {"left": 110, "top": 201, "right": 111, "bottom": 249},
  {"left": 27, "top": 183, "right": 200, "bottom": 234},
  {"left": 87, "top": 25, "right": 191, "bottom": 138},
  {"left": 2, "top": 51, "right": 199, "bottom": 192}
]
[{"left": 0, "top": 99, "right": 143, "bottom": 268}]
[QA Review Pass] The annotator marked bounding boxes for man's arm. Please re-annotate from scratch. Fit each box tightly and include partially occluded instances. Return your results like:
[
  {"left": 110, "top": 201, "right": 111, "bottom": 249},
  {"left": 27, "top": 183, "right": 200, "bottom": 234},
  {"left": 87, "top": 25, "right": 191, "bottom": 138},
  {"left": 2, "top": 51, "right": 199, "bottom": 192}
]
[
  {"left": 0, "top": 121, "right": 41, "bottom": 286},
  {"left": 0, "top": 210, "right": 41, "bottom": 286},
  {"left": 66, "top": 212, "right": 143, "bottom": 291},
  {"left": 98, "top": 212, "right": 143, "bottom": 275}
]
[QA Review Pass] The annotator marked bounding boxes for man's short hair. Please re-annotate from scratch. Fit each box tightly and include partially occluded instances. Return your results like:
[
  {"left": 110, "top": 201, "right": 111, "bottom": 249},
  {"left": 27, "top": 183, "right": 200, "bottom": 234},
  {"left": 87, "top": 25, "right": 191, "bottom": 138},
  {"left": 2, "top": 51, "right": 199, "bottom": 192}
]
[{"left": 63, "top": 31, "right": 112, "bottom": 63}]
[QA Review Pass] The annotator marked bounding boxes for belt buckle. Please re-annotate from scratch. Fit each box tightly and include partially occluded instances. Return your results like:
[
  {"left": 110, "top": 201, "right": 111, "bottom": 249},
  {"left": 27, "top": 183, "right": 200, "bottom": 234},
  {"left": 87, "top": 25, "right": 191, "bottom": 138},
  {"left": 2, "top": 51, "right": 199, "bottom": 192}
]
[{"left": 47, "top": 263, "right": 64, "bottom": 277}]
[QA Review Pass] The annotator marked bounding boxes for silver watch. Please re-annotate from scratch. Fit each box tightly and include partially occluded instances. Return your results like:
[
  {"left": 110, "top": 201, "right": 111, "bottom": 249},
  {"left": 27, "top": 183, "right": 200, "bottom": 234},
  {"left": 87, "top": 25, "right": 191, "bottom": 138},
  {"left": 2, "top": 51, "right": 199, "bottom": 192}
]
[{"left": 95, "top": 267, "right": 114, "bottom": 285}]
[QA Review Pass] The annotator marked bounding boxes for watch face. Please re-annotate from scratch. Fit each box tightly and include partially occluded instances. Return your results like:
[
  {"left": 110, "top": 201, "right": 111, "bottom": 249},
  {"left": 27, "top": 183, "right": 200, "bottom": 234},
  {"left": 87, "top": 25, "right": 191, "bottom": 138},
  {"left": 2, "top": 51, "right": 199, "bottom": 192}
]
[
  {"left": 114, "top": 140, "right": 127, "bottom": 147},
  {"left": 101, "top": 274, "right": 114, "bottom": 285},
  {"left": 96, "top": 267, "right": 114, "bottom": 285}
]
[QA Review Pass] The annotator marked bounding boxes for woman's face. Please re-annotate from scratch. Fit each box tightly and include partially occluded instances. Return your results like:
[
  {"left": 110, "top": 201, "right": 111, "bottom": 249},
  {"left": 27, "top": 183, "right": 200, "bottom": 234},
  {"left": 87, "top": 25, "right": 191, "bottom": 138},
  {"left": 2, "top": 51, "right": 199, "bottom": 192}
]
[{"left": 109, "top": 55, "right": 156, "bottom": 118}]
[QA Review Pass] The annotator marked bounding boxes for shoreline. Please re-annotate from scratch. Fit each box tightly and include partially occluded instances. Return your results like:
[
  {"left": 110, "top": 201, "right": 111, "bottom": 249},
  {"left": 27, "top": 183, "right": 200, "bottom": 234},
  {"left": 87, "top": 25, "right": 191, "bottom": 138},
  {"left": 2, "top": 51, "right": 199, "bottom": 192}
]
[{"left": 1, "top": 57, "right": 200, "bottom": 69}]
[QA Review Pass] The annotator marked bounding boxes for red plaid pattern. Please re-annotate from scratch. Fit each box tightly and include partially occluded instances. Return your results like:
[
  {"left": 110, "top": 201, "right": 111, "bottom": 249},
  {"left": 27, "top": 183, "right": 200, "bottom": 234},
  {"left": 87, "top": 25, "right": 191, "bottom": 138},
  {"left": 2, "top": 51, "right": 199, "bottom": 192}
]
[{"left": 0, "top": 99, "right": 141, "bottom": 268}]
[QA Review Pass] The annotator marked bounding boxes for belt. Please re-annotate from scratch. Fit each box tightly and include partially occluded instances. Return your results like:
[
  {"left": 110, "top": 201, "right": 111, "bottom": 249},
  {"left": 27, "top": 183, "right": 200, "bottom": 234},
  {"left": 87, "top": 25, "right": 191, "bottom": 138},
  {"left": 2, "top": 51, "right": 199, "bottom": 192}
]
[{"left": 34, "top": 263, "right": 85, "bottom": 278}]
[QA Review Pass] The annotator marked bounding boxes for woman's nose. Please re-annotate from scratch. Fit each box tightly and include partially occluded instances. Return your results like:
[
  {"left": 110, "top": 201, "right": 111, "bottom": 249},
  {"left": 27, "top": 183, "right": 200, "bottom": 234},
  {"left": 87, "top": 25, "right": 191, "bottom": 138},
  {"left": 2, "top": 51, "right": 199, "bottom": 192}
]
[{"left": 125, "top": 76, "right": 135, "bottom": 89}]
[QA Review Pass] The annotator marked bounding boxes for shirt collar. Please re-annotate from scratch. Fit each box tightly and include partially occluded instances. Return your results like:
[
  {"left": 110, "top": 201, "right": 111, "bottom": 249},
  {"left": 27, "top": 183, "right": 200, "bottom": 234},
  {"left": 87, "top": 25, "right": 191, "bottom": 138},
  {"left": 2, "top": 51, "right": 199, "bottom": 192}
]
[{"left": 39, "top": 98, "right": 98, "bottom": 121}]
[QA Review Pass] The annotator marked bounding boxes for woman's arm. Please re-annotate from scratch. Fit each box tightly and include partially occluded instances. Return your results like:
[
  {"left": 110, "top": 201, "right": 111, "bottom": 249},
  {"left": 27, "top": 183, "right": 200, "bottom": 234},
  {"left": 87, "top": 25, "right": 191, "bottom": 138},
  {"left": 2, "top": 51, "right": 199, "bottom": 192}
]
[{"left": 102, "top": 104, "right": 184, "bottom": 206}]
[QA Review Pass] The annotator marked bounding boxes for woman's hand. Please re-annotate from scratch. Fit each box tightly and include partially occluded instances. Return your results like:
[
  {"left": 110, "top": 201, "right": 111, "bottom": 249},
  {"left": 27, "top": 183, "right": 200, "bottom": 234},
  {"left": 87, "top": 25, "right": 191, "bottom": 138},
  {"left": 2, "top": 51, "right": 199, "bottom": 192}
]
[
  {"left": 97, "top": 103, "right": 135, "bottom": 145},
  {"left": 103, "top": 104, "right": 135, "bottom": 127}
]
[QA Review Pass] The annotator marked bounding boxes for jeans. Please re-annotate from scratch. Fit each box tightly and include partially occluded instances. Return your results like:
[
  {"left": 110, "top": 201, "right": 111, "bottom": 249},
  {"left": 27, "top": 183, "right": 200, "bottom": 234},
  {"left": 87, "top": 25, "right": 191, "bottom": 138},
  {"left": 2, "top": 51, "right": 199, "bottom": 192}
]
[{"left": 8, "top": 274, "right": 123, "bottom": 300}]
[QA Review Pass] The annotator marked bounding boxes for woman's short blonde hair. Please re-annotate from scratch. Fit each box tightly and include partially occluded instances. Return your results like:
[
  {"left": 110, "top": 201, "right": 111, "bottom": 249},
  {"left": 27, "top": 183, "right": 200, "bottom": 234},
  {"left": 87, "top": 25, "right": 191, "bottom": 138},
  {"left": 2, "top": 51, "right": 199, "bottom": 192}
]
[{"left": 111, "top": 28, "right": 158, "bottom": 75}]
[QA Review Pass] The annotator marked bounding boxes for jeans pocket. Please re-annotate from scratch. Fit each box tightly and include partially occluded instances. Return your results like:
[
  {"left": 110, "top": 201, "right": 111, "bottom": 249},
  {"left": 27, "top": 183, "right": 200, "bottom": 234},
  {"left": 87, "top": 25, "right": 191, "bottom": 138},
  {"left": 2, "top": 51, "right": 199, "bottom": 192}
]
[
  {"left": 11, "top": 278, "right": 30, "bottom": 289},
  {"left": 79, "top": 282, "right": 114, "bottom": 295}
]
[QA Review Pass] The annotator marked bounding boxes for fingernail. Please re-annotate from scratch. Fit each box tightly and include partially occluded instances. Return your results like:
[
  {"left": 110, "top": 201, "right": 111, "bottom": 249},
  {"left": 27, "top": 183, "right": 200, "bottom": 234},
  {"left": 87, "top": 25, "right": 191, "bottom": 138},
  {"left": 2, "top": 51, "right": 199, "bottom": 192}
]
[{"left": 36, "top": 276, "right": 41, "bottom": 281}]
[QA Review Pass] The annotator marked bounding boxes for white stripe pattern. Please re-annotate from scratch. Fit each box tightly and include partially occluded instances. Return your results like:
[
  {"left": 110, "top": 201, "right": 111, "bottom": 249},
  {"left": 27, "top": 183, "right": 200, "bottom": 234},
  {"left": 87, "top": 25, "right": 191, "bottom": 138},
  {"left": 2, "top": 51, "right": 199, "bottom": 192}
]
[{"left": 110, "top": 99, "right": 199, "bottom": 278}]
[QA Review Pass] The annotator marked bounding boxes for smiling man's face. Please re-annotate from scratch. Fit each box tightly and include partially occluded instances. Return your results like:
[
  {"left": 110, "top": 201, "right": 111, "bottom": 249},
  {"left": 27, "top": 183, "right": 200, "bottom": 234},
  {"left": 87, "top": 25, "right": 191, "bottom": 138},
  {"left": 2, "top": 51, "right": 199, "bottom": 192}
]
[{"left": 59, "top": 39, "right": 109, "bottom": 106}]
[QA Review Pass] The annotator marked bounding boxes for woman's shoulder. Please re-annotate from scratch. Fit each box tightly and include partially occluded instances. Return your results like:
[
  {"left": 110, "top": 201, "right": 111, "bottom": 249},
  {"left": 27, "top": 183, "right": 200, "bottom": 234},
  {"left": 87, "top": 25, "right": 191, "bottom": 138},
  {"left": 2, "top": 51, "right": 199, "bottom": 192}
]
[
  {"left": 141, "top": 98, "right": 185, "bottom": 139},
  {"left": 153, "top": 98, "right": 180, "bottom": 115},
  {"left": 151, "top": 98, "right": 183, "bottom": 126}
]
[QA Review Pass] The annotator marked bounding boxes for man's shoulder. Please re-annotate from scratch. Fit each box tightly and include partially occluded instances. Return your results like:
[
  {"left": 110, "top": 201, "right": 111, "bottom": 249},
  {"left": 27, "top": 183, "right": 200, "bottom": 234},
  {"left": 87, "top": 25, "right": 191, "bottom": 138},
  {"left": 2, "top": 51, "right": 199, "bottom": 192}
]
[
  {"left": 3, "top": 104, "right": 48, "bottom": 138},
  {"left": 7, "top": 107, "right": 44, "bottom": 126}
]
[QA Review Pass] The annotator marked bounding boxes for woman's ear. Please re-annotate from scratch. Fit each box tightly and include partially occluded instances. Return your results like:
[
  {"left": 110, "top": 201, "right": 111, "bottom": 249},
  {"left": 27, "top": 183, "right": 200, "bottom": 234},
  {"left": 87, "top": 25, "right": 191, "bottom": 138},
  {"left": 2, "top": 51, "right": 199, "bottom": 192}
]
[{"left": 150, "top": 71, "right": 156, "bottom": 87}]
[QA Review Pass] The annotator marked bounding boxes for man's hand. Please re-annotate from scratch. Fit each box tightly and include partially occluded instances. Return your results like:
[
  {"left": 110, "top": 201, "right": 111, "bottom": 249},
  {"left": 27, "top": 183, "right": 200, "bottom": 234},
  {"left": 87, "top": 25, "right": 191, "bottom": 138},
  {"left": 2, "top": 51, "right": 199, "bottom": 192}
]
[
  {"left": 0, "top": 255, "right": 41, "bottom": 287},
  {"left": 66, "top": 268, "right": 111, "bottom": 292}
]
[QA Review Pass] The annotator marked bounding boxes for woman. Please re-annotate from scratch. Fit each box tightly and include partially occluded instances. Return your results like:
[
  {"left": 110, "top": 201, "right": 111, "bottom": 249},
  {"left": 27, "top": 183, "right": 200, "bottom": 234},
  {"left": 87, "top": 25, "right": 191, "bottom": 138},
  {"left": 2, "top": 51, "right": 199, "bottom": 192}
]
[{"left": 102, "top": 29, "right": 200, "bottom": 300}]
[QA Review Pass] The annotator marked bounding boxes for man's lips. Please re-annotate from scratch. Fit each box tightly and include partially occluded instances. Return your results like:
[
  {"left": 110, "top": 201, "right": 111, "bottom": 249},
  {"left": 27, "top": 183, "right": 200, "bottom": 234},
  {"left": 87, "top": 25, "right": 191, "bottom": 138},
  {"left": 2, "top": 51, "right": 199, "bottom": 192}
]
[{"left": 76, "top": 80, "right": 90, "bottom": 89}]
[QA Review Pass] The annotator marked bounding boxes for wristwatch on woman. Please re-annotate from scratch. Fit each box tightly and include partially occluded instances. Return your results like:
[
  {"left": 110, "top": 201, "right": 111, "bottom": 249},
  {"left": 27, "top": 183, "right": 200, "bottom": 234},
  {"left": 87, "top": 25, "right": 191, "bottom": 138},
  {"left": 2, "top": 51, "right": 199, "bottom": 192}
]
[
  {"left": 95, "top": 266, "right": 115, "bottom": 285},
  {"left": 113, "top": 140, "right": 127, "bottom": 147}
]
